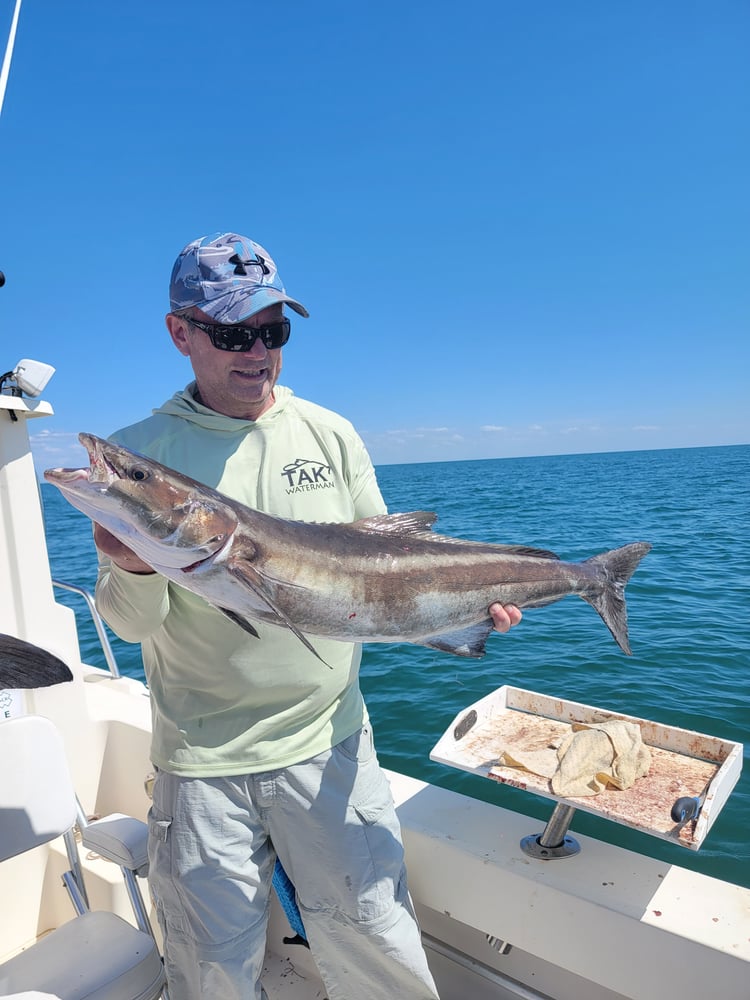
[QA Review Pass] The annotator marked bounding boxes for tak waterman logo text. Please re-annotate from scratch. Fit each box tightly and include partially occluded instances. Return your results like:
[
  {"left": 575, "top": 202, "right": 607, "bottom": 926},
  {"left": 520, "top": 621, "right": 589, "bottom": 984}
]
[{"left": 282, "top": 459, "right": 335, "bottom": 494}]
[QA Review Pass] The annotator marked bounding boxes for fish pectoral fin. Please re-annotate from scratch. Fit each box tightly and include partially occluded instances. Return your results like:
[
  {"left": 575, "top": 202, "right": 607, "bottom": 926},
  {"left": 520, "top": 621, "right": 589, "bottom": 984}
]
[
  {"left": 215, "top": 608, "right": 261, "bottom": 639},
  {"left": 226, "top": 563, "right": 331, "bottom": 669},
  {"left": 419, "top": 619, "right": 496, "bottom": 659}
]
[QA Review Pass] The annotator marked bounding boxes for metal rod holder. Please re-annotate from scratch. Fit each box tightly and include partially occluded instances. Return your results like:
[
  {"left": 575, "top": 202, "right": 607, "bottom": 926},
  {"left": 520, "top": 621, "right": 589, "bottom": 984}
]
[{"left": 520, "top": 802, "right": 581, "bottom": 859}]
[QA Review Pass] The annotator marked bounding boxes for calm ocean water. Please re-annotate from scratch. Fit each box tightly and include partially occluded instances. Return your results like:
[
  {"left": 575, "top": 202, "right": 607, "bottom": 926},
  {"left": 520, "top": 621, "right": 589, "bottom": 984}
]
[{"left": 40, "top": 444, "right": 750, "bottom": 888}]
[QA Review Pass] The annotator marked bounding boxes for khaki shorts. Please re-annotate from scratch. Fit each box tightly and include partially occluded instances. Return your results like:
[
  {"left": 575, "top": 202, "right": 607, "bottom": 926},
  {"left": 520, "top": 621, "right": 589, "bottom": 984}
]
[{"left": 148, "top": 726, "right": 439, "bottom": 1000}]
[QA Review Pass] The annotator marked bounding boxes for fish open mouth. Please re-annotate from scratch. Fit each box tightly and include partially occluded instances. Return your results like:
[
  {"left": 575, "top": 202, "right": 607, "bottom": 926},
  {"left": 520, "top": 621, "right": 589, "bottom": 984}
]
[
  {"left": 181, "top": 531, "right": 233, "bottom": 574},
  {"left": 79, "top": 433, "right": 123, "bottom": 482},
  {"left": 45, "top": 466, "right": 90, "bottom": 484},
  {"left": 44, "top": 434, "right": 120, "bottom": 486}
]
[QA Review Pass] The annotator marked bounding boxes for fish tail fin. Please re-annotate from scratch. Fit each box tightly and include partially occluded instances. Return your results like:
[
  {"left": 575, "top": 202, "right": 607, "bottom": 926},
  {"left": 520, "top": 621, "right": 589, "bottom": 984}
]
[{"left": 580, "top": 542, "right": 652, "bottom": 655}]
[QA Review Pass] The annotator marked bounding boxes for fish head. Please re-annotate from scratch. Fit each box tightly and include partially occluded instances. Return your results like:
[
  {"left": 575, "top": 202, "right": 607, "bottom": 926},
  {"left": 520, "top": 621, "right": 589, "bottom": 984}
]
[{"left": 44, "top": 433, "right": 238, "bottom": 570}]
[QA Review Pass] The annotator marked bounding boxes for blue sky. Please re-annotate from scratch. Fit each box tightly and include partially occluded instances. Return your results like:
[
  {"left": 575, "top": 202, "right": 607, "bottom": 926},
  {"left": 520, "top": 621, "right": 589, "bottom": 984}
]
[{"left": 1, "top": 0, "right": 748, "bottom": 473}]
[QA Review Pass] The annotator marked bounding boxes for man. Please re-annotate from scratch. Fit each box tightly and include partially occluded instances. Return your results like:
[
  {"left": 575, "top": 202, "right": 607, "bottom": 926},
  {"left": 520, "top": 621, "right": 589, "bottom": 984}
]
[{"left": 94, "top": 232, "right": 521, "bottom": 1000}]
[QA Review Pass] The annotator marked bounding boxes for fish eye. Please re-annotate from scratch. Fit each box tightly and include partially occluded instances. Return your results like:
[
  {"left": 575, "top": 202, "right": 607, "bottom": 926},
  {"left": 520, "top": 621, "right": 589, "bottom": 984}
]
[{"left": 129, "top": 466, "right": 150, "bottom": 482}]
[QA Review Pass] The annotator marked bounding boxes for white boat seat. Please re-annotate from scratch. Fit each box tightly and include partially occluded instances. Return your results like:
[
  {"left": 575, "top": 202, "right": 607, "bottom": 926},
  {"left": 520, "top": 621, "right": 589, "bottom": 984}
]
[
  {"left": 0, "top": 715, "right": 167, "bottom": 1000},
  {"left": 80, "top": 813, "right": 150, "bottom": 878},
  {"left": 0, "top": 910, "right": 165, "bottom": 1000}
]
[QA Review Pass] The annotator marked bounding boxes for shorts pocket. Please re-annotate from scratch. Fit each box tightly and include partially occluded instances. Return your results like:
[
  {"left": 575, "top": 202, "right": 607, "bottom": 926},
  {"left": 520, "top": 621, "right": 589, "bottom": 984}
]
[
  {"left": 332, "top": 725, "right": 393, "bottom": 825},
  {"left": 335, "top": 723, "right": 376, "bottom": 764},
  {"left": 148, "top": 804, "right": 172, "bottom": 844}
]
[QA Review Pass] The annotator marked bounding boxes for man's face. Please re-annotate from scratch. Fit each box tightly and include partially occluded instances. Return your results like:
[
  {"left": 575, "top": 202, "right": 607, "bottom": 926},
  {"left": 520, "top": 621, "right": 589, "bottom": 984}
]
[{"left": 167, "top": 304, "right": 285, "bottom": 420}]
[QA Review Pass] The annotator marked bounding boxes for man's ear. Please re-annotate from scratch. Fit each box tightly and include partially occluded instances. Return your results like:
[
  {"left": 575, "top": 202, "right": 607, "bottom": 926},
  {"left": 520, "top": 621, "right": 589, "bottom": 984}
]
[{"left": 166, "top": 313, "right": 191, "bottom": 357}]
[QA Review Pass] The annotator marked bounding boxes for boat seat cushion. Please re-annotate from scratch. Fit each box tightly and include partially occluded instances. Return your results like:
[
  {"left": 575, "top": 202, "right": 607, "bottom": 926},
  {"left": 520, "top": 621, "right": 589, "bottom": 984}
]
[
  {"left": 81, "top": 813, "right": 150, "bottom": 877},
  {"left": 0, "top": 909, "right": 165, "bottom": 1000}
]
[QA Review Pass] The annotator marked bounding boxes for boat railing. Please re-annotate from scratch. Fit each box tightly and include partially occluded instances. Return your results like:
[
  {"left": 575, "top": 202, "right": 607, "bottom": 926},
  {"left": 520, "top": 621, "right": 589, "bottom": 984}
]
[{"left": 52, "top": 579, "right": 121, "bottom": 679}]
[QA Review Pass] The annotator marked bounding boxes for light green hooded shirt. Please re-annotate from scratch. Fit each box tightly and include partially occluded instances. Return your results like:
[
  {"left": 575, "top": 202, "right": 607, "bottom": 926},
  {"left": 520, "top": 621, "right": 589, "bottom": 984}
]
[{"left": 95, "top": 384, "right": 387, "bottom": 776}]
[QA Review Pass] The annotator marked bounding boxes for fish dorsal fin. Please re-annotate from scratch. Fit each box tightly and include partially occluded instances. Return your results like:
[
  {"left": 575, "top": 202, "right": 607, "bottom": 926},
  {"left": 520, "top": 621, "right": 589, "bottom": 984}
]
[
  {"left": 484, "top": 544, "right": 561, "bottom": 560},
  {"left": 352, "top": 511, "right": 438, "bottom": 535},
  {"left": 351, "top": 512, "right": 560, "bottom": 559}
]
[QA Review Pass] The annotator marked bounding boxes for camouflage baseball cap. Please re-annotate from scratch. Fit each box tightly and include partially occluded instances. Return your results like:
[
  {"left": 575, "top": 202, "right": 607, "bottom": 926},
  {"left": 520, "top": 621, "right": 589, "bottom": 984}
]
[{"left": 169, "top": 233, "right": 309, "bottom": 323}]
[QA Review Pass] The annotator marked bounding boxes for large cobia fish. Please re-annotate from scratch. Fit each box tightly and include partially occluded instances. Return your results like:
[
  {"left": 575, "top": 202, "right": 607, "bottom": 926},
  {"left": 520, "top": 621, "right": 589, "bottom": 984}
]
[{"left": 45, "top": 434, "right": 651, "bottom": 663}]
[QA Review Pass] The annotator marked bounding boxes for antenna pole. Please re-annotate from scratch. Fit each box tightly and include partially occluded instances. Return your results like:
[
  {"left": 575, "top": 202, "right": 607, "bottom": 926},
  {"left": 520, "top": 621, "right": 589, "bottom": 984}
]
[{"left": 0, "top": 0, "right": 23, "bottom": 117}]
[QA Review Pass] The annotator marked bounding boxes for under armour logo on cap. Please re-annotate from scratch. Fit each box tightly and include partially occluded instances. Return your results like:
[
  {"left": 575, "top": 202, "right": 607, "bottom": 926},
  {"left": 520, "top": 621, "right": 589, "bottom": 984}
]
[{"left": 228, "top": 252, "right": 271, "bottom": 277}]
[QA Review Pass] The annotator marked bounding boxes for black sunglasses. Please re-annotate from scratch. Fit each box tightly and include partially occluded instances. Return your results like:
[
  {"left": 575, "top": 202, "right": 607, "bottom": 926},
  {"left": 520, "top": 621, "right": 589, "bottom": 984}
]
[{"left": 181, "top": 315, "right": 291, "bottom": 352}]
